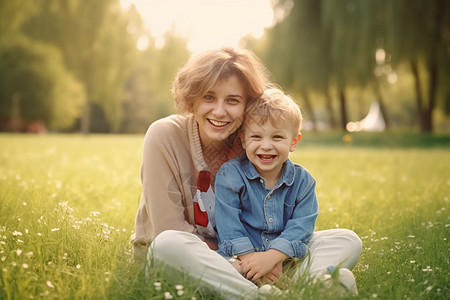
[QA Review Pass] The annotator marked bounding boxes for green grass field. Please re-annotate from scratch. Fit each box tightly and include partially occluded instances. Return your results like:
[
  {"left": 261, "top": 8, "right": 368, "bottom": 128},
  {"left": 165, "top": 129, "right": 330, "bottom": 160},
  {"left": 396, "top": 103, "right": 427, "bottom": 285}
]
[{"left": 0, "top": 132, "right": 449, "bottom": 299}]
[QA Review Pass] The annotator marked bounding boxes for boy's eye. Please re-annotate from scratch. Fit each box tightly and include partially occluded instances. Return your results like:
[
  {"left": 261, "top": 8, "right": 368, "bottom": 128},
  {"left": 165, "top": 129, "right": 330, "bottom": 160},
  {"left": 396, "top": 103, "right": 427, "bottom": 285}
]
[
  {"left": 250, "top": 135, "right": 261, "bottom": 139},
  {"left": 273, "top": 135, "right": 284, "bottom": 139}
]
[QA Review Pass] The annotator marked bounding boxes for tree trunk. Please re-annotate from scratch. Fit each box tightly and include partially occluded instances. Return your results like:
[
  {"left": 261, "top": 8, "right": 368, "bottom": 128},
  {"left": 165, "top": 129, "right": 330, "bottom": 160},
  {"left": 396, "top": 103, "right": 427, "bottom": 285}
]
[
  {"left": 338, "top": 88, "right": 348, "bottom": 131},
  {"left": 410, "top": 59, "right": 427, "bottom": 131},
  {"left": 300, "top": 87, "right": 317, "bottom": 131},
  {"left": 373, "top": 80, "right": 390, "bottom": 130},
  {"left": 423, "top": 1, "right": 444, "bottom": 133},
  {"left": 324, "top": 89, "right": 337, "bottom": 129},
  {"left": 80, "top": 97, "right": 90, "bottom": 135}
]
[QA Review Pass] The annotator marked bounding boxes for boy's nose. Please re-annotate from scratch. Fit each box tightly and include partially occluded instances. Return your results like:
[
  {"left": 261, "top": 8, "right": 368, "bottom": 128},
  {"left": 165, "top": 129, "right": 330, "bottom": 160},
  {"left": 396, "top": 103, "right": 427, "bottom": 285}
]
[{"left": 260, "top": 138, "right": 273, "bottom": 150}]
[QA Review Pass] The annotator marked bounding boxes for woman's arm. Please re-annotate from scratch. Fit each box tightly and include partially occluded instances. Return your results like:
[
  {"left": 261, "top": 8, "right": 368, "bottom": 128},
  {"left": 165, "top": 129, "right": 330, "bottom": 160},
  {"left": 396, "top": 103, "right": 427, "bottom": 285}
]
[{"left": 133, "top": 119, "right": 197, "bottom": 257}]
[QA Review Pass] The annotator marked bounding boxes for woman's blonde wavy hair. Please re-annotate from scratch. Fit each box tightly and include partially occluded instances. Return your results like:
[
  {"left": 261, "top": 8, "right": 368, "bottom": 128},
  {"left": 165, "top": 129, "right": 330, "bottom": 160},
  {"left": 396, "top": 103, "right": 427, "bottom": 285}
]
[{"left": 171, "top": 47, "right": 271, "bottom": 115}]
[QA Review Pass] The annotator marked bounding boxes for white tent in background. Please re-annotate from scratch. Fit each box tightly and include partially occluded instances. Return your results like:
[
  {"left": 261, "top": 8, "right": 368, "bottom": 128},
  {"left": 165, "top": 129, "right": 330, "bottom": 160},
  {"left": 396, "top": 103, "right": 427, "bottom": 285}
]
[{"left": 346, "top": 101, "right": 386, "bottom": 132}]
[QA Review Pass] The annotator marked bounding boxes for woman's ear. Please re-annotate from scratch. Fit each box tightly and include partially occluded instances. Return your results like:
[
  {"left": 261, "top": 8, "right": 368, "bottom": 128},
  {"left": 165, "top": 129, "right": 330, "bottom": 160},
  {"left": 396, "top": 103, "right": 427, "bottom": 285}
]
[{"left": 289, "top": 133, "right": 302, "bottom": 152}]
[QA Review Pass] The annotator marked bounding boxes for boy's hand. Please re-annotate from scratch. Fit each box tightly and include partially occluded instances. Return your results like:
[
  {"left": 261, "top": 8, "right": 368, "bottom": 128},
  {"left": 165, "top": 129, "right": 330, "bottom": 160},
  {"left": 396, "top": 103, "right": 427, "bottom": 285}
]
[
  {"left": 232, "top": 259, "right": 244, "bottom": 275},
  {"left": 260, "top": 261, "right": 283, "bottom": 285},
  {"left": 239, "top": 249, "right": 287, "bottom": 282}
]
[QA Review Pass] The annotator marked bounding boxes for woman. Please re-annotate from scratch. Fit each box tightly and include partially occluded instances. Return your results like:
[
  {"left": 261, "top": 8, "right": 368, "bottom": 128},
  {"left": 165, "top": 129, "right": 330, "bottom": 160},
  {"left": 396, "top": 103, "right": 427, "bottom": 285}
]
[{"left": 132, "top": 47, "right": 362, "bottom": 299}]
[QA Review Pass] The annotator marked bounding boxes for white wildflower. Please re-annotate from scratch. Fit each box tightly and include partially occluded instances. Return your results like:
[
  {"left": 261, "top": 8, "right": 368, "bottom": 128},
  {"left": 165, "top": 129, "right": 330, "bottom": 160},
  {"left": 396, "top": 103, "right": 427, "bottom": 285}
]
[{"left": 46, "top": 281, "right": 55, "bottom": 289}]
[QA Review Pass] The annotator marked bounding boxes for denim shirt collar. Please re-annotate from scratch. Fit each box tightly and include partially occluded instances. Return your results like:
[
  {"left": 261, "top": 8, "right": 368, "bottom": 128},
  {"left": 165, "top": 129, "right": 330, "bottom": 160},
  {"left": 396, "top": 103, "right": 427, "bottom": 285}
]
[{"left": 241, "top": 156, "right": 296, "bottom": 187}]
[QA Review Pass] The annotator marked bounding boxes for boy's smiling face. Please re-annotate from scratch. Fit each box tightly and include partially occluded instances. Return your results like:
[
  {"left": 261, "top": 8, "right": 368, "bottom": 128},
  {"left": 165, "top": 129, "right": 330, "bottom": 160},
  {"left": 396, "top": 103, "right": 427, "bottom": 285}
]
[{"left": 242, "top": 118, "right": 301, "bottom": 180}]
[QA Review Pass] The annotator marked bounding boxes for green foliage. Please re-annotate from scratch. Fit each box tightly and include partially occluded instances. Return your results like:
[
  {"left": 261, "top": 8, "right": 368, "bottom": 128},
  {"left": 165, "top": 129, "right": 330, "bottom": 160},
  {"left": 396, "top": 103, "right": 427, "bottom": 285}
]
[
  {"left": 0, "top": 133, "right": 449, "bottom": 299},
  {"left": 251, "top": 0, "right": 450, "bottom": 132},
  {"left": 122, "top": 29, "right": 190, "bottom": 133},
  {"left": 0, "top": 36, "right": 84, "bottom": 129},
  {"left": 0, "top": 0, "right": 191, "bottom": 133},
  {"left": 22, "top": 0, "right": 140, "bottom": 133}
]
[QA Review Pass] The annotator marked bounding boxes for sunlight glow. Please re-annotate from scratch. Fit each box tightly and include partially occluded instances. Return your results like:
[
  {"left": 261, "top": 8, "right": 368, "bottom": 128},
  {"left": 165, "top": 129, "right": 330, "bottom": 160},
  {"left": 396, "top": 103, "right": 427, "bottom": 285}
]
[{"left": 120, "top": 0, "right": 274, "bottom": 53}]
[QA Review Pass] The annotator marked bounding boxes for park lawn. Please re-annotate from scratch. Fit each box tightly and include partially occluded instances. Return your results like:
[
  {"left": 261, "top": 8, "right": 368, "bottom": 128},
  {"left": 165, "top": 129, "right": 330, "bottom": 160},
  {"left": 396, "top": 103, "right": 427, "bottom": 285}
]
[{"left": 0, "top": 133, "right": 448, "bottom": 299}]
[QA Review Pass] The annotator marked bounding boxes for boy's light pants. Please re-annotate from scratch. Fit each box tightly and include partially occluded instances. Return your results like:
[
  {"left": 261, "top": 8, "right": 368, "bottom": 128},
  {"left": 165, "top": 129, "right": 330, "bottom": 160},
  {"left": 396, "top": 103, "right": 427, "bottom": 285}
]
[{"left": 147, "top": 229, "right": 362, "bottom": 299}]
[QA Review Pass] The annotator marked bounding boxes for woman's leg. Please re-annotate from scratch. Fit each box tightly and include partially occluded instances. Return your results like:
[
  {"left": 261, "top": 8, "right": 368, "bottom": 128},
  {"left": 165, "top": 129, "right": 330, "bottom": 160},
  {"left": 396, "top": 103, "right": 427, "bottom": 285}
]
[
  {"left": 300, "top": 228, "right": 362, "bottom": 275},
  {"left": 147, "top": 230, "right": 258, "bottom": 299}
]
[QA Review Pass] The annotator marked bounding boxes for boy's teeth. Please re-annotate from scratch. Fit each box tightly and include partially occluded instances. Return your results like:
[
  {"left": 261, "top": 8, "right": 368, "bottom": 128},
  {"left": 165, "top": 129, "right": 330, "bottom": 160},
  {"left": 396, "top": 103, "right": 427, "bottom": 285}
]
[
  {"left": 260, "top": 155, "right": 275, "bottom": 160},
  {"left": 209, "top": 119, "right": 228, "bottom": 126}
]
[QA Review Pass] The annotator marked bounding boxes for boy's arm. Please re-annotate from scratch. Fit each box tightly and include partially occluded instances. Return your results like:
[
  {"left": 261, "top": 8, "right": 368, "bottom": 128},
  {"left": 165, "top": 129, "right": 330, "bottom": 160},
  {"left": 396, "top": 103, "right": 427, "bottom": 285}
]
[
  {"left": 215, "top": 165, "right": 255, "bottom": 257},
  {"left": 269, "top": 174, "right": 319, "bottom": 259}
]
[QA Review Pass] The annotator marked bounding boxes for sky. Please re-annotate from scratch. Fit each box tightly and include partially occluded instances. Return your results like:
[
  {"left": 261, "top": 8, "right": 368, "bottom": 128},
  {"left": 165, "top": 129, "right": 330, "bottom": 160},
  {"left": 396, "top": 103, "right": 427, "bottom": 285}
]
[{"left": 120, "top": 0, "right": 275, "bottom": 53}]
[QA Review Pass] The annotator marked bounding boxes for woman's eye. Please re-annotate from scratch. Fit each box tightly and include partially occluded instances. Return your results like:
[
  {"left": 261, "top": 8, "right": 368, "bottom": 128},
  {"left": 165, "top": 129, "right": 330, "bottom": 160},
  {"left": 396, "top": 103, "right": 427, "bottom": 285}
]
[
  {"left": 227, "top": 98, "right": 239, "bottom": 104},
  {"left": 204, "top": 95, "right": 214, "bottom": 101}
]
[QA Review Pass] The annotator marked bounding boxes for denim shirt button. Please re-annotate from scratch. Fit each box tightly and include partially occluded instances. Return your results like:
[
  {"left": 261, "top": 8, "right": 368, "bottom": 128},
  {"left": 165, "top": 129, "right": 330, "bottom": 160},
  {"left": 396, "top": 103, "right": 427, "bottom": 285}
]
[
  {"left": 260, "top": 179, "right": 264, "bottom": 184},
  {"left": 267, "top": 195, "right": 271, "bottom": 199},
  {"left": 265, "top": 238, "right": 269, "bottom": 243},
  {"left": 268, "top": 218, "right": 273, "bottom": 222}
]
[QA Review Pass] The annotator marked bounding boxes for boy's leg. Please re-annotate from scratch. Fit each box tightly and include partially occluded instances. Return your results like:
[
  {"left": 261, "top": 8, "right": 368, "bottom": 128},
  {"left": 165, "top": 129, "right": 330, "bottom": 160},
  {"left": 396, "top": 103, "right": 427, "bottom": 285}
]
[
  {"left": 293, "top": 229, "right": 362, "bottom": 294},
  {"left": 147, "top": 230, "right": 258, "bottom": 299},
  {"left": 300, "top": 228, "right": 362, "bottom": 275}
]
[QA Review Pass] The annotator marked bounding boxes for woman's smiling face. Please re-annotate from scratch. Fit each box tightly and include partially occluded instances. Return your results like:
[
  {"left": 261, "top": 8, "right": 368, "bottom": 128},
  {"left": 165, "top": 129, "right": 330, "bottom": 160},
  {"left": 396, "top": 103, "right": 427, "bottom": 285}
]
[{"left": 194, "top": 75, "right": 247, "bottom": 147}]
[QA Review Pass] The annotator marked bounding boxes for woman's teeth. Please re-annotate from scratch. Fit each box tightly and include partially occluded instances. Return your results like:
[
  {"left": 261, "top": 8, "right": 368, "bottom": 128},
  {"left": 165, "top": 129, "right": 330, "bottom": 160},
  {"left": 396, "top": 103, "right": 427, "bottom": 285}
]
[{"left": 209, "top": 119, "right": 228, "bottom": 127}]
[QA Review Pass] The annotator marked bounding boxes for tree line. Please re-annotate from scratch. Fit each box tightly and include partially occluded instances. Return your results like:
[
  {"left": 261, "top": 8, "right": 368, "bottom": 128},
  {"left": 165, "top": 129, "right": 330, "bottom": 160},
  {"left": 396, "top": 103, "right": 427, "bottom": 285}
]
[
  {"left": 246, "top": 0, "right": 450, "bottom": 132},
  {"left": 0, "top": 0, "right": 449, "bottom": 133},
  {"left": 0, "top": 0, "right": 190, "bottom": 133}
]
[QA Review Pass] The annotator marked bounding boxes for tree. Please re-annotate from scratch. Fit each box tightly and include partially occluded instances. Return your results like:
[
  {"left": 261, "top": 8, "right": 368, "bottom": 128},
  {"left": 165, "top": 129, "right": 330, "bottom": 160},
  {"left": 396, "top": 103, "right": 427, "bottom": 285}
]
[
  {"left": 122, "top": 27, "right": 191, "bottom": 132},
  {"left": 385, "top": 0, "right": 450, "bottom": 132},
  {"left": 0, "top": 36, "right": 84, "bottom": 130},
  {"left": 24, "top": 0, "right": 140, "bottom": 133},
  {"left": 0, "top": 0, "right": 84, "bottom": 131}
]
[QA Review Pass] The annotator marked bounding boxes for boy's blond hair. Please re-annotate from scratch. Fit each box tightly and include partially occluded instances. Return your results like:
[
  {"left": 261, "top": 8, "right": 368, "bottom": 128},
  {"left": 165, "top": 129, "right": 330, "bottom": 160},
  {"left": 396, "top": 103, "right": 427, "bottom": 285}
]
[
  {"left": 244, "top": 88, "right": 302, "bottom": 136},
  {"left": 171, "top": 47, "right": 270, "bottom": 115}
]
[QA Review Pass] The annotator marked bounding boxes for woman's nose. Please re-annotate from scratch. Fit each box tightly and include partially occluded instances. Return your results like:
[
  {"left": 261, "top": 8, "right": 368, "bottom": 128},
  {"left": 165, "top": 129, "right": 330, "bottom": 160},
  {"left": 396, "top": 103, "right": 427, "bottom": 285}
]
[{"left": 212, "top": 101, "right": 226, "bottom": 117}]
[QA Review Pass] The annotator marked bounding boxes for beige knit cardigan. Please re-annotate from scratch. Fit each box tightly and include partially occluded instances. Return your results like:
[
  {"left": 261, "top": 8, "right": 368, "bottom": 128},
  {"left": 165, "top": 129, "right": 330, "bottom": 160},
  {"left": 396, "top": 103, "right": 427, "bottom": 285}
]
[{"left": 131, "top": 114, "right": 211, "bottom": 259}]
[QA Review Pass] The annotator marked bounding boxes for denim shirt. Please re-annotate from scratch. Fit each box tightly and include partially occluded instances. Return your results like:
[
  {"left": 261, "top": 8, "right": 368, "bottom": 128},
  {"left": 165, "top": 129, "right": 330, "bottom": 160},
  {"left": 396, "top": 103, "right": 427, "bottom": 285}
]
[{"left": 215, "top": 156, "right": 318, "bottom": 259}]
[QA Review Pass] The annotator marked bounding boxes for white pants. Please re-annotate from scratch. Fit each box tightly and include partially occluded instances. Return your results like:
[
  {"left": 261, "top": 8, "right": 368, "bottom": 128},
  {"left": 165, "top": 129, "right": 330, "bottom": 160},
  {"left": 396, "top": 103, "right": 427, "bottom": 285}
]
[{"left": 147, "top": 229, "right": 362, "bottom": 299}]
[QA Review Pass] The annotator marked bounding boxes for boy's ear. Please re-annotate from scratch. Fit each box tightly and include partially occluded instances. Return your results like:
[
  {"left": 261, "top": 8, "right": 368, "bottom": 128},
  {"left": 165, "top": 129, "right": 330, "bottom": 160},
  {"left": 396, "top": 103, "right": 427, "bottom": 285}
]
[{"left": 289, "top": 133, "right": 302, "bottom": 152}]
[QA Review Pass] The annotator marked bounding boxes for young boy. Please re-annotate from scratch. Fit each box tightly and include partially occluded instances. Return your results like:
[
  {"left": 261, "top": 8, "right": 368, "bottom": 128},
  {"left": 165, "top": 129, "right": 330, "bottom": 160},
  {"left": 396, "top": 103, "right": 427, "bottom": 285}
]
[{"left": 214, "top": 88, "right": 318, "bottom": 285}]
